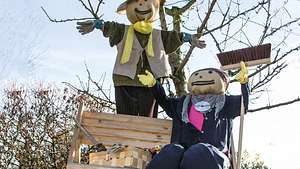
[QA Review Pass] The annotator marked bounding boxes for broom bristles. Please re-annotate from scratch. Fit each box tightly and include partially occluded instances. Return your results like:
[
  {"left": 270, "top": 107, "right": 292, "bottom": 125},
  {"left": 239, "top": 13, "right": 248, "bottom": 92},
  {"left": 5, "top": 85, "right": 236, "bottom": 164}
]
[{"left": 217, "top": 43, "right": 271, "bottom": 70}]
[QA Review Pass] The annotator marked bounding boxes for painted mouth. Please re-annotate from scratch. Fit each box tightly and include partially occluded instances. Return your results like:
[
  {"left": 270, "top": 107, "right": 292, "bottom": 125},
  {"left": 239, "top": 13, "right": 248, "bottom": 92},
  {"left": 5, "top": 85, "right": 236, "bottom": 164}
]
[
  {"left": 135, "top": 8, "right": 152, "bottom": 15},
  {"left": 192, "top": 80, "right": 215, "bottom": 86}
]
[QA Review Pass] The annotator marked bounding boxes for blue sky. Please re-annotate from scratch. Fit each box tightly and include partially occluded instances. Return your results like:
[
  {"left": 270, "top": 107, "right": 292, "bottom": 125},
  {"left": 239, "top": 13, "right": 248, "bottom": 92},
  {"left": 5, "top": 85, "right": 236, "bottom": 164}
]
[{"left": 1, "top": 0, "right": 300, "bottom": 168}]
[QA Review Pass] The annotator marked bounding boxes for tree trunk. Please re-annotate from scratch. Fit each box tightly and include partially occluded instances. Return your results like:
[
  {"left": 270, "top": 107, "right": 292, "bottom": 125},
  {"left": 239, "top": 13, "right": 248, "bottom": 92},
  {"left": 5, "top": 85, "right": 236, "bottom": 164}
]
[{"left": 164, "top": 7, "right": 188, "bottom": 96}]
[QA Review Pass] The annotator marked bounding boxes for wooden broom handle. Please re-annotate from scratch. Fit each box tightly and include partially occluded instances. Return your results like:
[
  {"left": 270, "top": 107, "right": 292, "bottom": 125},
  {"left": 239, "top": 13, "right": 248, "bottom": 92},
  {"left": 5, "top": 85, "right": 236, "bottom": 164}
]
[{"left": 237, "top": 96, "right": 245, "bottom": 169}]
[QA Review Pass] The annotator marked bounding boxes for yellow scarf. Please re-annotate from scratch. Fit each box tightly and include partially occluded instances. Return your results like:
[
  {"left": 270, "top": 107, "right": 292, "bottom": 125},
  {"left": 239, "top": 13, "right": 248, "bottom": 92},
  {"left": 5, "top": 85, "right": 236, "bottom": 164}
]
[{"left": 120, "top": 21, "right": 154, "bottom": 64}]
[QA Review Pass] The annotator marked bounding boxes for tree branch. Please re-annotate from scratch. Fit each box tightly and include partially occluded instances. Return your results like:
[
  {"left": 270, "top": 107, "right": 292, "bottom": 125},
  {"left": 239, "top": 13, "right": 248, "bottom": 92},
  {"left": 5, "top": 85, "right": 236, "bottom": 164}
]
[
  {"left": 41, "top": 0, "right": 104, "bottom": 23},
  {"left": 179, "top": 0, "right": 196, "bottom": 14},
  {"left": 159, "top": 0, "right": 168, "bottom": 30},
  {"left": 258, "top": 0, "right": 271, "bottom": 44},
  {"left": 264, "top": 17, "right": 300, "bottom": 39},
  {"left": 175, "top": 0, "right": 218, "bottom": 75},
  {"left": 41, "top": 7, "right": 95, "bottom": 23},
  {"left": 204, "top": 0, "right": 268, "bottom": 35},
  {"left": 248, "top": 97, "right": 300, "bottom": 112}
]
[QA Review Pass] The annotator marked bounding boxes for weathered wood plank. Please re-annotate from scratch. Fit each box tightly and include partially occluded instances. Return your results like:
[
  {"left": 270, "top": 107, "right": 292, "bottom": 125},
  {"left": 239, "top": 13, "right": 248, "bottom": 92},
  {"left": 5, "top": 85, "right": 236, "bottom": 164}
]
[
  {"left": 81, "top": 135, "right": 169, "bottom": 148},
  {"left": 84, "top": 126, "right": 170, "bottom": 142},
  {"left": 66, "top": 162, "right": 134, "bottom": 169},
  {"left": 83, "top": 112, "right": 172, "bottom": 127},
  {"left": 79, "top": 112, "right": 172, "bottom": 148},
  {"left": 82, "top": 118, "right": 171, "bottom": 134},
  {"left": 68, "top": 103, "right": 85, "bottom": 163}
]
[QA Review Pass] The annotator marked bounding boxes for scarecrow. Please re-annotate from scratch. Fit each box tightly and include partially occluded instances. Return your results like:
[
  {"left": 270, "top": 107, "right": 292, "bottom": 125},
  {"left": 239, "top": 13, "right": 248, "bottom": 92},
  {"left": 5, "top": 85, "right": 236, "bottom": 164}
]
[
  {"left": 138, "top": 62, "right": 249, "bottom": 169},
  {"left": 76, "top": 0, "right": 206, "bottom": 117}
]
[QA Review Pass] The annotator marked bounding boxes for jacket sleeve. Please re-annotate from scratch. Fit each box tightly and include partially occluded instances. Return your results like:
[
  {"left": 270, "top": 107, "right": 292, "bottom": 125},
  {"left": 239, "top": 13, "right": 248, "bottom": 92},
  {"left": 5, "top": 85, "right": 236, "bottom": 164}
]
[
  {"left": 223, "top": 84, "right": 249, "bottom": 119},
  {"left": 161, "top": 30, "right": 184, "bottom": 54},
  {"left": 150, "top": 81, "right": 181, "bottom": 118},
  {"left": 102, "top": 21, "right": 125, "bottom": 47}
]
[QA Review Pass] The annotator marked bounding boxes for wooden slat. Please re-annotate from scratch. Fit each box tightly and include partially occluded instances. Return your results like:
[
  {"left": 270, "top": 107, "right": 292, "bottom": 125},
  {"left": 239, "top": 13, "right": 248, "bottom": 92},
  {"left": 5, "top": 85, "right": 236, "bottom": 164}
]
[
  {"left": 83, "top": 112, "right": 172, "bottom": 127},
  {"left": 66, "top": 162, "right": 134, "bottom": 169},
  {"left": 82, "top": 118, "right": 171, "bottom": 135},
  {"left": 81, "top": 135, "right": 169, "bottom": 149},
  {"left": 79, "top": 112, "right": 172, "bottom": 148},
  {"left": 85, "top": 127, "right": 170, "bottom": 143}
]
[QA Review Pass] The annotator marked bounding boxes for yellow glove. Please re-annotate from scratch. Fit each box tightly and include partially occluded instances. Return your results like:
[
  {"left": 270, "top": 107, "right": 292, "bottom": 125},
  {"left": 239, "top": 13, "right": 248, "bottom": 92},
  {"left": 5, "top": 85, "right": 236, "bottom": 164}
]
[
  {"left": 138, "top": 70, "right": 156, "bottom": 87},
  {"left": 235, "top": 61, "right": 248, "bottom": 84},
  {"left": 154, "top": 145, "right": 162, "bottom": 153}
]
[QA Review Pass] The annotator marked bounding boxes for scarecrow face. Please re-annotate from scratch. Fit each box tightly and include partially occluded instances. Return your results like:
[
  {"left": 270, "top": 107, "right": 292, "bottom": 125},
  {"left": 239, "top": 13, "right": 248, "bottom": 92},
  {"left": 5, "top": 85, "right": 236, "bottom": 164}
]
[
  {"left": 187, "top": 68, "right": 229, "bottom": 95},
  {"left": 119, "top": 0, "right": 160, "bottom": 23}
]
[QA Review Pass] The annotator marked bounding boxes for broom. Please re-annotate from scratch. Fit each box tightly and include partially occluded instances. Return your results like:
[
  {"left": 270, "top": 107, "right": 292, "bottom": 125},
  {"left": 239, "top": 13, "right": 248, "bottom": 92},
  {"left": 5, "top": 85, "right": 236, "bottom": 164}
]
[
  {"left": 217, "top": 43, "right": 271, "bottom": 70},
  {"left": 216, "top": 43, "right": 272, "bottom": 169}
]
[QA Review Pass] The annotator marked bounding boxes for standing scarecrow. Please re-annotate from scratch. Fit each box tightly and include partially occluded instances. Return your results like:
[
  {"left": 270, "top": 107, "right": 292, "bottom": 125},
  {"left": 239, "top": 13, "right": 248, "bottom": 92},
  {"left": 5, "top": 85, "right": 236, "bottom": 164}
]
[
  {"left": 138, "top": 62, "right": 249, "bottom": 169},
  {"left": 76, "top": 0, "right": 206, "bottom": 117}
]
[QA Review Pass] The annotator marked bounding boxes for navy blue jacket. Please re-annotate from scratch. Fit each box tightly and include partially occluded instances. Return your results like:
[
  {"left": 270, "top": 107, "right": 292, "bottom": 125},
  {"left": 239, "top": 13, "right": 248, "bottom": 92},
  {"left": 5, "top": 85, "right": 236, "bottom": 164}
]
[{"left": 150, "top": 82, "right": 249, "bottom": 152}]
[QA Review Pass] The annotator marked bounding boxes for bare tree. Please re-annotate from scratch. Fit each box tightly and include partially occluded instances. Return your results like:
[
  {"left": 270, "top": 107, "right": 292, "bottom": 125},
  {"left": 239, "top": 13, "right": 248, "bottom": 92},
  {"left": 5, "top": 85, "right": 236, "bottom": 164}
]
[
  {"left": 0, "top": 85, "right": 77, "bottom": 168},
  {"left": 159, "top": 0, "right": 300, "bottom": 112},
  {"left": 42, "top": 0, "right": 300, "bottom": 112},
  {"left": 0, "top": 82, "right": 113, "bottom": 168},
  {"left": 241, "top": 151, "right": 270, "bottom": 169},
  {"left": 63, "top": 63, "right": 115, "bottom": 113}
]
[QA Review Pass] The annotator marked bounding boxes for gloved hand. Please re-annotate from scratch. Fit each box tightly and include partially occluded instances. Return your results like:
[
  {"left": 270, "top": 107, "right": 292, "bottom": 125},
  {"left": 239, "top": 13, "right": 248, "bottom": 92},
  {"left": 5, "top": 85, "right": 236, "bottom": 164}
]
[
  {"left": 138, "top": 70, "right": 156, "bottom": 87},
  {"left": 190, "top": 34, "right": 206, "bottom": 49},
  {"left": 76, "top": 20, "right": 103, "bottom": 35},
  {"left": 183, "top": 33, "right": 206, "bottom": 49},
  {"left": 235, "top": 61, "right": 248, "bottom": 84}
]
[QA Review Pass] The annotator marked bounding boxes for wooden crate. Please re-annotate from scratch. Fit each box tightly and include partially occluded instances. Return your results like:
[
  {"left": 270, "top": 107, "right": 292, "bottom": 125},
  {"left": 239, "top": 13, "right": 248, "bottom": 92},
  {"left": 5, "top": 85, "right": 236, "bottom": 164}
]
[
  {"left": 90, "top": 146, "right": 152, "bottom": 169},
  {"left": 67, "top": 104, "right": 172, "bottom": 169}
]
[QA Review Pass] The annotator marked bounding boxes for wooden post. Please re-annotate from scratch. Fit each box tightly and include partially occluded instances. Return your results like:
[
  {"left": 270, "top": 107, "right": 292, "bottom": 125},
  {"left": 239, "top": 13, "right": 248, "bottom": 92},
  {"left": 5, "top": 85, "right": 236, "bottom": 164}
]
[
  {"left": 230, "top": 134, "right": 237, "bottom": 169},
  {"left": 68, "top": 103, "right": 85, "bottom": 163},
  {"left": 236, "top": 97, "right": 245, "bottom": 169}
]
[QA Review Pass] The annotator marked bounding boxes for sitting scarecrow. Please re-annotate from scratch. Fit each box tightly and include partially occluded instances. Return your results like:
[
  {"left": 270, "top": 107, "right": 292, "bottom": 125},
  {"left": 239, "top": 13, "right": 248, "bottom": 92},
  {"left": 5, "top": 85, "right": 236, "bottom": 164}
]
[
  {"left": 76, "top": 0, "right": 206, "bottom": 117},
  {"left": 138, "top": 62, "right": 249, "bottom": 169}
]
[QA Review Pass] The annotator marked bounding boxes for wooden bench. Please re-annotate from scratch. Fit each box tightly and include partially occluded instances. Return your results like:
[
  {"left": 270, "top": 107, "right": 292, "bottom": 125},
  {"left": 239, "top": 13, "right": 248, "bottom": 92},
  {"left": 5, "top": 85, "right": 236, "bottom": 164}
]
[
  {"left": 67, "top": 104, "right": 241, "bottom": 169},
  {"left": 67, "top": 104, "right": 172, "bottom": 169}
]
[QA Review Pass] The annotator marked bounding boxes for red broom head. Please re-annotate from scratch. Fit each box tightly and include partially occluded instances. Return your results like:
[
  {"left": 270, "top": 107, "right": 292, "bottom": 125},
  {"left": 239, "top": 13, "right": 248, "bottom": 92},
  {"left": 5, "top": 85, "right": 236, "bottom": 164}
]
[{"left": 217, "top": 43, "right": 271, "bottom": 70}]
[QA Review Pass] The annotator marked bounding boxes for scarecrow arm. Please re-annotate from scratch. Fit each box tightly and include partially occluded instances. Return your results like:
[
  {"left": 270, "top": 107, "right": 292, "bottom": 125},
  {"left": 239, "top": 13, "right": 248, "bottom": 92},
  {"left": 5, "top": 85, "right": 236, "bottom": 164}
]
[
  {"left": 183, "top": 33, "right": 206, "bottom": 49},
  {"left": 222, "top": 61, "right": 250, "bottom": 118},
  {"left": 223, "top": 84, "right": 249, "bottom": 119},
  {"left": 161, "top": 31, "right": 184, "bottom": 54},
  {"left": 150, "top": 81, "right": 182, "bottom": 119},
  {"left": 138, "top": 71, "right": 180, "bottom": 118},
  {"left": 77, "top": 20, "right": 125, "bottom": 47},
  {"left": 160, "top": 31, "right": 206, "bottom": 54},
  {"left": 102, "top": 21, "right": 125, "bottom": 47},
  {"left": 76, "top": 19, "right": 104, "bottom": 35}
]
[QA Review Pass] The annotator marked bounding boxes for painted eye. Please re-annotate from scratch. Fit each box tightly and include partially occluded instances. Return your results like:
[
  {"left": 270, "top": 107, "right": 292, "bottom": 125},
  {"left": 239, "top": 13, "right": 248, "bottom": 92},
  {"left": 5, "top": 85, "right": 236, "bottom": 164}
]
[
  {"left": 208, "top": 70, "right": 213, "bottom": 74},
  {"left": 194, "top": 73, "right": 199, "bottom": 76}
]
